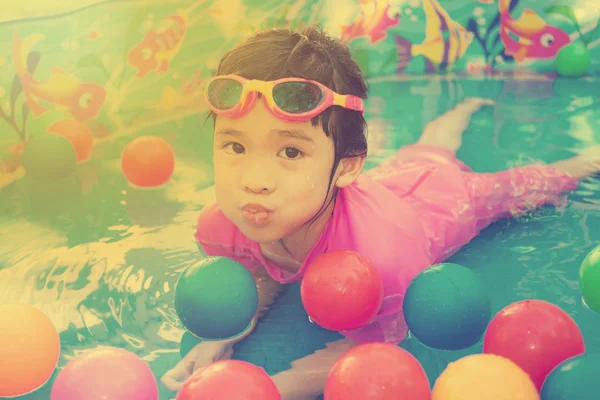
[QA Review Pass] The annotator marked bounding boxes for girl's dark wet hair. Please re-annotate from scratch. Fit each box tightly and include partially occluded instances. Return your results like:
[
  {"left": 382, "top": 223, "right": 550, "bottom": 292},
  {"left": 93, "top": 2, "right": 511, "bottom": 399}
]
[{"left": 209, "top": 24, "right": 369, "bottom": 250}]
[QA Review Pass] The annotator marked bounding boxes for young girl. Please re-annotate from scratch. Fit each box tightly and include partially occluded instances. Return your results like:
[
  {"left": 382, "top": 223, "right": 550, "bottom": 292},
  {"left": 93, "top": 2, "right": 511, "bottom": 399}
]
[{"left": 162, "top": 25, "right": 600, "bottom": 398}]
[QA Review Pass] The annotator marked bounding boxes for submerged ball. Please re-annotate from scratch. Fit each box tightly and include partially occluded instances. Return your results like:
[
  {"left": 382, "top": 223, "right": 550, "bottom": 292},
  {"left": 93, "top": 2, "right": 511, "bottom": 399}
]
[
  {"left": 174, "top": 257, "right": 258, "bottom": 340},
  {"left": 579, "top": 244, "right": 600, "bottom": 313},
  {"left": 403, "top": 263, "right": 491, "bottom": 350},
  {"left": 21, "top": 134, "right": 77, "bottom": 180}
]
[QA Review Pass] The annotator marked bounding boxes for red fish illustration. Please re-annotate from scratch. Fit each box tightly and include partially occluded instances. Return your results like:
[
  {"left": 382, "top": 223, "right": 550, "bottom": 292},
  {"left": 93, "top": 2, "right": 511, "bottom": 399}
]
[
  {"left": 127, "top": 11, "right": 188, "bottom": 78},
  {"left": 12, "top": 32, "right": 106, "bottom": 122},
  {"left": 477, "top": 0, "right": 495, "bottom": 4},
  {"left": 395, "top": 0, "right": 473, "bottom": 72},
  {"left": 499, "top": 0, "right": 570, "bottom": 62},
  {"left": 341, "top": 0, "right": 400, "bottom": 44}
]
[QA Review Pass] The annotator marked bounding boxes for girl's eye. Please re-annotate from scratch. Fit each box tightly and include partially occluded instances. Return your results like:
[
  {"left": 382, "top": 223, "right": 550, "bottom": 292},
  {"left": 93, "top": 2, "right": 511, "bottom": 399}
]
[
  {"left": 279, "top": 147, "right": 303, "bottom": 160},
  {"left": 223, "top": 142, "right": 245, "bottom": 154}
]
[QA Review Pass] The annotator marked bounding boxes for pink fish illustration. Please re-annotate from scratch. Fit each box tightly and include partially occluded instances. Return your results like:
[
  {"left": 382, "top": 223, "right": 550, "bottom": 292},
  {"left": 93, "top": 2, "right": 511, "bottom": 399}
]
[
  {"left": 341, "top": 0, "right": 400, "bottom": 44},
  {"left": 499, "top": 0, "right": 570, "bottom": 62}
]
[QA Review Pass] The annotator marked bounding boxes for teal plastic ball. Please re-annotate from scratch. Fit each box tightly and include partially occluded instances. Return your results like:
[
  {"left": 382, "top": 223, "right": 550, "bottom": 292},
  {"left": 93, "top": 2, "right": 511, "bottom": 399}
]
[
  {"left": 556, "top": 42, "right": 591, "bottom": 77},
  {"left": 174, "top": 257, "right": 258, "bottom": 340},
  {"left": 21, "top": 134, "right": 77, "bottom": 180},
  {"left": 403, "top": 263, "right": 491, "bottom": 350},
  {"left": 541, "top": 353, "right": 600, "bottom": 399}
]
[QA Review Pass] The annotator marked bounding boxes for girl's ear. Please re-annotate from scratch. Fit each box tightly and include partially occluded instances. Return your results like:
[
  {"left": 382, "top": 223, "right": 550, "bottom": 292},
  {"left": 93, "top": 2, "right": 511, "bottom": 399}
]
[{"left": 334, "top": 156, "right": 365, "bottom": 188}]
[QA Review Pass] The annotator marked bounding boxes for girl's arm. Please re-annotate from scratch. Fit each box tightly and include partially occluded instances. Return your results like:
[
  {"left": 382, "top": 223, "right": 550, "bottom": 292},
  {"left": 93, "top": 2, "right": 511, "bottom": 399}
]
[{"left": 271, "top": 338, "right": 357, "bottom": 399}]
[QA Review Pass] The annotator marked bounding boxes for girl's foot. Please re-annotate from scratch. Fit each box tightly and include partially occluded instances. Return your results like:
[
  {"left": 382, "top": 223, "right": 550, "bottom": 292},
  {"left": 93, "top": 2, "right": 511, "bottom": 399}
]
[
  {"left": 417, "top": 97, "right": 495, "bottom": 153},
  {"left": 551, "top": 145, "right": 600, "bottom": 179}
]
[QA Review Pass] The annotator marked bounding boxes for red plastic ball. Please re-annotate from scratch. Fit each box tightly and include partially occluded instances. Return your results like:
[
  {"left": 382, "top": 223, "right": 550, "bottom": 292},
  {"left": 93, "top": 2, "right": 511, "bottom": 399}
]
[
  {"left": 176, "top": 360, "right": 280, "bottom": 400},
  {"left": 483, "top": 299, "right": 585, "bottom": 391},
  {"left": 121, "top": 136, "right": 175, "bottom": 188},
  {"left": 301, "top": 251, "right": 383, "bottom": 331},
  {"left": 324, "top": 343, "right": 431, "bottom": 400}
]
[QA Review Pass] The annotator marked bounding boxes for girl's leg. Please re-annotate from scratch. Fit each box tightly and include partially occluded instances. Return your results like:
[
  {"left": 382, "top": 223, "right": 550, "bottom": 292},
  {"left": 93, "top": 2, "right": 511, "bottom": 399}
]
[{"left": 417, "top": 97, "right": 495, "bottom": 153}]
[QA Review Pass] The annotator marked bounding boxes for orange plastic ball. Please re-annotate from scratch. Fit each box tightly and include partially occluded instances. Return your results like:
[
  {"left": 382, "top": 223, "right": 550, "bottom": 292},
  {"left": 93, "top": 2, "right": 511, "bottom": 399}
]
[
  {"left": 432, "top": 353, "right": 539, "bottom": 400},
  {"left": 0, "top": 304, "right": 60, "bottom": 397},
  {"left": 47, "top": 119, "right": 94, "bottom": 162},
  {"left": 121, "top": 136, "right": 175, "bottom": 188}
]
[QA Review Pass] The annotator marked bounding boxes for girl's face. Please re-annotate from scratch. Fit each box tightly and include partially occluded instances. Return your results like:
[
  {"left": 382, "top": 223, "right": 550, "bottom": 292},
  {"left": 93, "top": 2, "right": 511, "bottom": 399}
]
[{"left": 213, "top": 100, "right": 336, "bottom": 244}]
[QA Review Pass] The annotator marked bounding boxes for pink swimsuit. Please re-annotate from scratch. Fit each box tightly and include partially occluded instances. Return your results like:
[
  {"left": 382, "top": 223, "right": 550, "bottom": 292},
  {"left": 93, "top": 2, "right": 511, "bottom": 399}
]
[{"left": 195, "top": 144, "right": 578, "bottom": 344}]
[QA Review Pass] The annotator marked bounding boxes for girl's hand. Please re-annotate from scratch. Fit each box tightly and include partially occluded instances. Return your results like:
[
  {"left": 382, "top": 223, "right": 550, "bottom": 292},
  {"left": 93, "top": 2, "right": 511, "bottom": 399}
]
[{"left": 161, "top": 341, "right": 234, "bottom": 392}]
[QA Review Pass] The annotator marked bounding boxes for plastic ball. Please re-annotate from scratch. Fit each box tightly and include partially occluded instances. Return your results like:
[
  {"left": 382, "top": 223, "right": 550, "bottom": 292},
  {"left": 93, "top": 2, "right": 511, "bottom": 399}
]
[
  {"left": 21, "top": 134, "right": 77, "bottom": 180},
  {"left": 47, "top": 119, "right": 94, "bottom": 162},
  {"left": 324, "top": 343, "right": 430, "bottom": 400},
  {"left": 579, "top": 244, "right": 600, "bottom": 313},
  {"left": 432, "top": 353, "right": 539, "bottom": 400},
  {"left": 555, "top": 42, "right": 591, "bottom": 77},
  {"left": 174, "top": 257, "right": 258, "bottom": 340},
  {"left": 0, "top": 304, "right": 60, "bottom": 398},
  {"left": 300, "top": 250, "right": 383, "bottom": 331},
  {"left": 483, "top": 299, "right": 585, "bottom": 391},
  {"left": 121, "top": 136, "right": 175, "bottom": 188},
  {"left": 403, "top": 263, "right": 491, "bottom": 350},
  {"left": 176, "top": 360, "right": 280, "bottom": 400},
  {"left": 540, "top": 352, "right": 600, "bottom": 400},
  {"left": 50, "top": 347, "right": 158, "bottom": 400}
]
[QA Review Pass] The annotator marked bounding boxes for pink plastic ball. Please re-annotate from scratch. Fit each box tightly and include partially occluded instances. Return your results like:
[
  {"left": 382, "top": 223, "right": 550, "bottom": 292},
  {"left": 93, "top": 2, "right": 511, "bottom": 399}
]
[{"left": 50, "top": 347, "right": 158, "bottom": 400}]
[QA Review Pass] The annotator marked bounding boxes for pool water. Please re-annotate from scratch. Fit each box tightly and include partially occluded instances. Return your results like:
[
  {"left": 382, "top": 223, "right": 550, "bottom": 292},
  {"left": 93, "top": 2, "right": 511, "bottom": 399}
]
[{"left": 1, "top": 76, "right": 599, "bottom": 399}]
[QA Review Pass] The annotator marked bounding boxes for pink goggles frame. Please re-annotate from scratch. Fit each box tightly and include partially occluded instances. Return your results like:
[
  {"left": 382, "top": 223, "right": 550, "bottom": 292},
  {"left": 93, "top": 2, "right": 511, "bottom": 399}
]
[{"left": 204, "top": 74, "right": 365, "bottom": 122}]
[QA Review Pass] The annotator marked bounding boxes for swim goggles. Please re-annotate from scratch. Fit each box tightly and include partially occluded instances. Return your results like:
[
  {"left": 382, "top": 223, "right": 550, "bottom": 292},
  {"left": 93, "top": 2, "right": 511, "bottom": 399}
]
[{"left": 204, "top": 74, "right": 365, "bottom": 122}]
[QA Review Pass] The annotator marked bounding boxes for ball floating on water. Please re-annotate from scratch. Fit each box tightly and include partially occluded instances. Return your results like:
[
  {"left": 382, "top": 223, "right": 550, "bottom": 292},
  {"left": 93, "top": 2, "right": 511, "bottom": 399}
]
[
  {"left": 175, "top": 257, "right": 258, "bottom": 340},
  {"left": 579, "top": 244, "right": 600, "bottom": 313},
  {"left": 432, "top": 353, "right": 539, "bottom": 400},
  {"left": 50, "top": 346, "right": 158, "bottom": 400},
  {"left": 47, "top": 119, "right": 94, "bottom": 162},
  {"left": 21, "top": 134, "right": 77, "bottom": 180},
  {"left": 324, "top": 343, "right": 431, "bottom": 400},
  {"left": 300, "top": 250, "right": 383, "bottom": 331},
  {"left": 483, "top": 299, "right": 585, "bottom": 391},
  {"left": 540, "top": 352, "right": 600, "bottom": 400},
  {"left": 555, "top": 42, "right": 591, "bottom": 77},
  {"left": 121, "top": 136, "right": 175, "bottom": 188},
  {"left": 176, "top": 360, "right": 280, "bottom": 400},
  {"left": 0, "top": 304, "right": 60, "bottom": 398},
  {"left": 403, "top": 263, "right": 491, "bottom": 350}
]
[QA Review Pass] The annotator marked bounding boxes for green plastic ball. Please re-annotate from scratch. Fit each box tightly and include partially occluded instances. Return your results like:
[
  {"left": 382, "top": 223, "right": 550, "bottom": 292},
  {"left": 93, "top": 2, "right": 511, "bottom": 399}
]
[
  {"left": 580, "top": 244, "right": 600, "bottom": 313},
  {"left": 21, "top": 134, "right": 77, "bottom": 180},
  {"left": 541, "top": 353, "right": 600, "bottom": 400},
  {"left": 174, "top": 257, "right": 258, "bottom": 340},
  {"left": 403, "top": 263, "right": 491, "bottom": 350},
  {"left": 555, "top": 42, "right": 591, "bottom": 77}
]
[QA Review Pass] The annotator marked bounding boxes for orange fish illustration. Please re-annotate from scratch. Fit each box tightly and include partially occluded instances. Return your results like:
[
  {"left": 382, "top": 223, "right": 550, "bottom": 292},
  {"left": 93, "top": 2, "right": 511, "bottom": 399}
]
[
  {"left": 499, "top": 0, "right": 570, "bottom": 62},
  {"left": 12, "top": 32, "right": 106, "bottom": 122},
  {"left": 0, "top": 141, "right": 27, "bottom": 174},
  {"left": 127, "top": 11, "right": 188, "bottom": 78},
  {"left": 477, "top": 0, "right": 495, "bottom": 4},
  {"left": 341, "top": 0, "right": 400, "bottom": 44},
  {"left": 395, "top": 0, "right": 473, "bottom": 72}
]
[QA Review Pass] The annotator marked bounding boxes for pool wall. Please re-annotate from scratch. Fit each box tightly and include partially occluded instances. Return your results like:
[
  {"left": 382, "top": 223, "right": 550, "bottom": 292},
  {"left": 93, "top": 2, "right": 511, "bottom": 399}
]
[{"left": 0, "top": 0, "right": 599, "bottom": 182}]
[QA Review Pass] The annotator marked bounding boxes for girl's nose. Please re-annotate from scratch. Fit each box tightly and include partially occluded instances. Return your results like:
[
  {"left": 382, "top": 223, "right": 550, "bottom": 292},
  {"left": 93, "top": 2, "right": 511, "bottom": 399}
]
[{"left": 240, "top": 162, "right": 276, "bottom": 194}]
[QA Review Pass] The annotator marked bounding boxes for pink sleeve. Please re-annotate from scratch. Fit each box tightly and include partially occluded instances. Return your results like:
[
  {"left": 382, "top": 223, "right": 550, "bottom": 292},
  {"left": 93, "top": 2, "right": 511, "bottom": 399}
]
[
  {"left": 195, "top": 202, "right": 262, "bottom": 274},
  {"left": 464, "top": 164, "right": 579, "bottom": 231}
]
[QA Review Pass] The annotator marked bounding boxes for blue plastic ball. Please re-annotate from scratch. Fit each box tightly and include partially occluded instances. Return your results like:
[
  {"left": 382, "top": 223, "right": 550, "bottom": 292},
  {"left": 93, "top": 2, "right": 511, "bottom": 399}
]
[
  {"left": 403, "top": 263, "right": 491, "bottom": 350},
  {"left": 541, "top": 353, "right": 600, "bottom": 399}
]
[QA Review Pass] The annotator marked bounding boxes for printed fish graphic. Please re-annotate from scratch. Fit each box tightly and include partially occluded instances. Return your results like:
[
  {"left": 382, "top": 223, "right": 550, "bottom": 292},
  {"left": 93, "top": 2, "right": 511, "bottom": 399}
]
[
  {"left": 395, "top": 0, "right": 473, "bottom": 72},
  {"left": 12, "top": 32, "right": 106, "bottom": 122},
  {"left": 341, "top": 0, "right": 400, "bottom": 44},
  {"left": 477, "top": 0, "right": 495, "bottom": 4},
  {"left": 499, "top": 0, "right": 570, "bottom": 62},
  {"left": 127, "top": 11, "right": 188, "bottom": 78}
]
